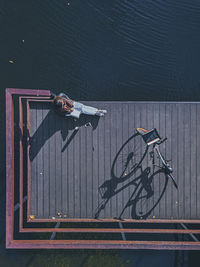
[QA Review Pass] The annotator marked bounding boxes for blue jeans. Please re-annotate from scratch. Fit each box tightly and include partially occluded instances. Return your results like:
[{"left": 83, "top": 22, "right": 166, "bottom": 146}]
[{"left": 69, "top": 101, "right": 98, "bottom": 118}]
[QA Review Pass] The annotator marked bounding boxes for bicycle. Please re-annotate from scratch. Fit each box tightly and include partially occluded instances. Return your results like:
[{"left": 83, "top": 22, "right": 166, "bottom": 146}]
[{"left": 111, "top": 128, "right": 178, "bottom": 189}]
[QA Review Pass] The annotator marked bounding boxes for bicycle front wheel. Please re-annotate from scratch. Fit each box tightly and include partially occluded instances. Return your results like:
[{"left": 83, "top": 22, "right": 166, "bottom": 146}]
[{"left": 111, "top": 133, "right": 148, "bottom": 180}]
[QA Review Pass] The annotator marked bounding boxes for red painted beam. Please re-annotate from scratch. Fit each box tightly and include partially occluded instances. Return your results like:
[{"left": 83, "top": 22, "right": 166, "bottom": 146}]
[
  {"left": 7, "top": 240, "right": 200, "bottom": 250},
  {"left": 6, "top": 90, "right": 14, "bottom": 247},
  {"left": 6, "top": 88, "right": 50, "bottom": 96},
  {"left": 20, "top": 227, "right": 200, "bottom": 234}
]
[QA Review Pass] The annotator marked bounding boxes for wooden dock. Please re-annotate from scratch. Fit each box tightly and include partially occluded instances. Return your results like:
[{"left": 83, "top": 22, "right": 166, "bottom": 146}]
[
  {"left": 29, "top": 101, "right": 200, "bottom": 221},
  {"left": 6, "top": 89, "right": 200, "bottom": 249}
]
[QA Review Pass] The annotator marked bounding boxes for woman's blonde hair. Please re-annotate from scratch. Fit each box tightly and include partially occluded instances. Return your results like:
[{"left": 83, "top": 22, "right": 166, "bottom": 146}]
[{"left": 53, "top": 96, "right": 65, "bottom": 108}]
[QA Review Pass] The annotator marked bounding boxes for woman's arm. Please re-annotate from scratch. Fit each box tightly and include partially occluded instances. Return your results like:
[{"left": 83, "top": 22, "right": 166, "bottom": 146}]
[{"left": 58, "top": 92, "right": 72, "bottom": 100}]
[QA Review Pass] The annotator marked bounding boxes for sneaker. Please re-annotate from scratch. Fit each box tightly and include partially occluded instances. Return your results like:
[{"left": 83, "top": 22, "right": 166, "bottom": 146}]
[
  {"left": 99, "top": 109, "right": 107, "bottom": 114},
  {"left": 96, "top": 111, "right": 104, "bottom": 116},
  {"left": 96, "top": 110, "right": 107, "bottom": 116}
]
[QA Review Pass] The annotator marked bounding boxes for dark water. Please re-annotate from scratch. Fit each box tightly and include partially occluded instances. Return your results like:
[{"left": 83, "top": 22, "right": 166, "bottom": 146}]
[
  {"left": 1, "top": 0, "right": 200, "bottom": 266},
  {"left": 1, "top": 0, "right": 200, "bottom": 101}
]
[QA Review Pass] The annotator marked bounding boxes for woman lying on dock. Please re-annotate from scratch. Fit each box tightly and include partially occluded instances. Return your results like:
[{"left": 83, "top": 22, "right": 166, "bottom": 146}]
[{"left": 50, "top": 92, "right": 107, "bottom": 119}]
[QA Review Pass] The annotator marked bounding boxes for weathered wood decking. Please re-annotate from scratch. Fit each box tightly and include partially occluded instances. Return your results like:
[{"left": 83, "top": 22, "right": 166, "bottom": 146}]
[{"left": 29, "top": 101, "right": 200, "bottom": 220}]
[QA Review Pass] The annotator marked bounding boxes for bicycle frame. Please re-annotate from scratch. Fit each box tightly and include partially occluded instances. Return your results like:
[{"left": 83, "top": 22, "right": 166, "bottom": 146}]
[{"left": 137, "top": 128, "right": 178, "bottom": 189}]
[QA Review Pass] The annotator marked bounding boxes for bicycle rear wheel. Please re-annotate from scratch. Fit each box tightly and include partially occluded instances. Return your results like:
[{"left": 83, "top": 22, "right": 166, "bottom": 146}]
[{"left": 111, "top": 133, "right": 148, "bottom": 180}]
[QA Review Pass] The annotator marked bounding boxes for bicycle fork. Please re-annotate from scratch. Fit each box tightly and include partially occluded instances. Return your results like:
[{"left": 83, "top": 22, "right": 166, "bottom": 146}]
[{"left": 151, "top": 145, "right": 178, "bottom": 189}]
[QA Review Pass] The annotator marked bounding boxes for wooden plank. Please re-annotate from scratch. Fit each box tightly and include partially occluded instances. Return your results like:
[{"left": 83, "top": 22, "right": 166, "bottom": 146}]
[
  {"left": 49, "top": 110, "right": 56, "bottom": 218},
  {"left": 116, "top": 103, "right": 124, "bottom": 219},
  {"left": 55, "top": 114, "right": 63, "bottom": 218},
  {"left": 36, "top": 103, "right": 45, "bottom": 218},
  {"left": 42, "top": 103, "right": 51, "bottom": 218},
  {"left": 96, "top": 108, "right": 106, "bottom": 218},
  {"left": 86, "top": 116, "right": 93, "bottom": 218},
  {"left": 130, "top": 103, "right": 141, "bottom": 220},
  {"left": 184, "top": 104, "right": 191, "bottom": 219},
  {"left": 121, "top": 103, "right": 130, "bottom": 219},
  {"left": 177, "top": 104, "right": 184, "bottom": 219},
  {"left": 146, "top": 103, "right": 155, "bottom": 219},
  {"left": 91, "top": 104, "right": 100, "bottom": 219},
  {"left": 171, "top": 104, "right": 179, "bottom": 219},
  {"left": 137, "top": 103, "right": 148, "bottom": 218},
  {"left": 61, "top": 116, "right": 69, "bottom": 218},
  {"left": 152, "top": 103, "right": 161, "bottom": 219},
  {"left": 197, "top": 104, "right": 200, "bottom": 219},
  {"left": 67, "top": 117, "right": 76, "bottom": 218},
  {"left": 78, "top": 120, "right": 85, "bottom": 218},
  {"left": 165, "top": 103, "right": 172, "bottom": 219},
  {"left": 158, "top": 103, "right": 166, "bottom": 219},
  {"left": 109, "top": 103, "right": 118, "bottom": 219},
  {"left": 190, "top": 104, "right": 197, "bottom": 219},
  {"left": 30, "top": 102, "right": 37, "bottom": 217},
  {"left": 103, "top": 103, "right": 112, "bottom": 218},
  {"left": 127, "top": 103, "right": 135, "bottom": 218},
  {"left": 73, "top": 120, "right": 81, "bottom": 218}
]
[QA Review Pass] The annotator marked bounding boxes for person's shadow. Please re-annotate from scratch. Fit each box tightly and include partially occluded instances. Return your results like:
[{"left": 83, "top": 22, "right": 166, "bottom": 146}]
[{"left": 29, "top": 108, "right": 100, "bottom": 161}]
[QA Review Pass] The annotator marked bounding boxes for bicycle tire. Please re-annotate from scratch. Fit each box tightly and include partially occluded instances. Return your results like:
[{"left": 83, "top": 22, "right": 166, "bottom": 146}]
[{"left": 111, "top": 132, "right": 148, "bottom": 180}]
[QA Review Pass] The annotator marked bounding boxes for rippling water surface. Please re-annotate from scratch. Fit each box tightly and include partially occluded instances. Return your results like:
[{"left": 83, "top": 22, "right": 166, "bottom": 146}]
[{"left": 1, "top": 0, "right": 200, "bottom": 101}]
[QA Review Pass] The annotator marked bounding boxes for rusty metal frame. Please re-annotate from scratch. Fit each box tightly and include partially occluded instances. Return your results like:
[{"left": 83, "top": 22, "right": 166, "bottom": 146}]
[
  {"left": 6, "top": 88, "right": 51, "bottom": 248},
  {"left": 6, "top": 240, "right": 200, "bottom": 250},
  {"left": 6, "top": 88, "right": 200, "bottom": 249}
]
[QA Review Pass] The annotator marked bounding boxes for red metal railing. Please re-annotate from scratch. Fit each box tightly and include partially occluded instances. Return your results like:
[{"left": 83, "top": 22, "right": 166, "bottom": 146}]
[{"left": 6, "top": 88, "right": 200, "bottom": 249}]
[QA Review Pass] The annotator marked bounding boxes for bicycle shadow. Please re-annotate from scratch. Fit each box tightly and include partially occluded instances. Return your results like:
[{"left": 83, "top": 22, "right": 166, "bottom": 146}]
[
  {"left": 110, "top": 132, "right": 149, "bottom": 183},
  {"left": 29, "top": 106, "right": 99, "bottom": 161},
  {"left": 94, "top": 166, "right": 169, "bottom": 220},
  {"left": 121, "top": 168, "right": 169, "bottom": 220},
  {"left": 94, "top": 129, "right": 170, "bottom": 220}
]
